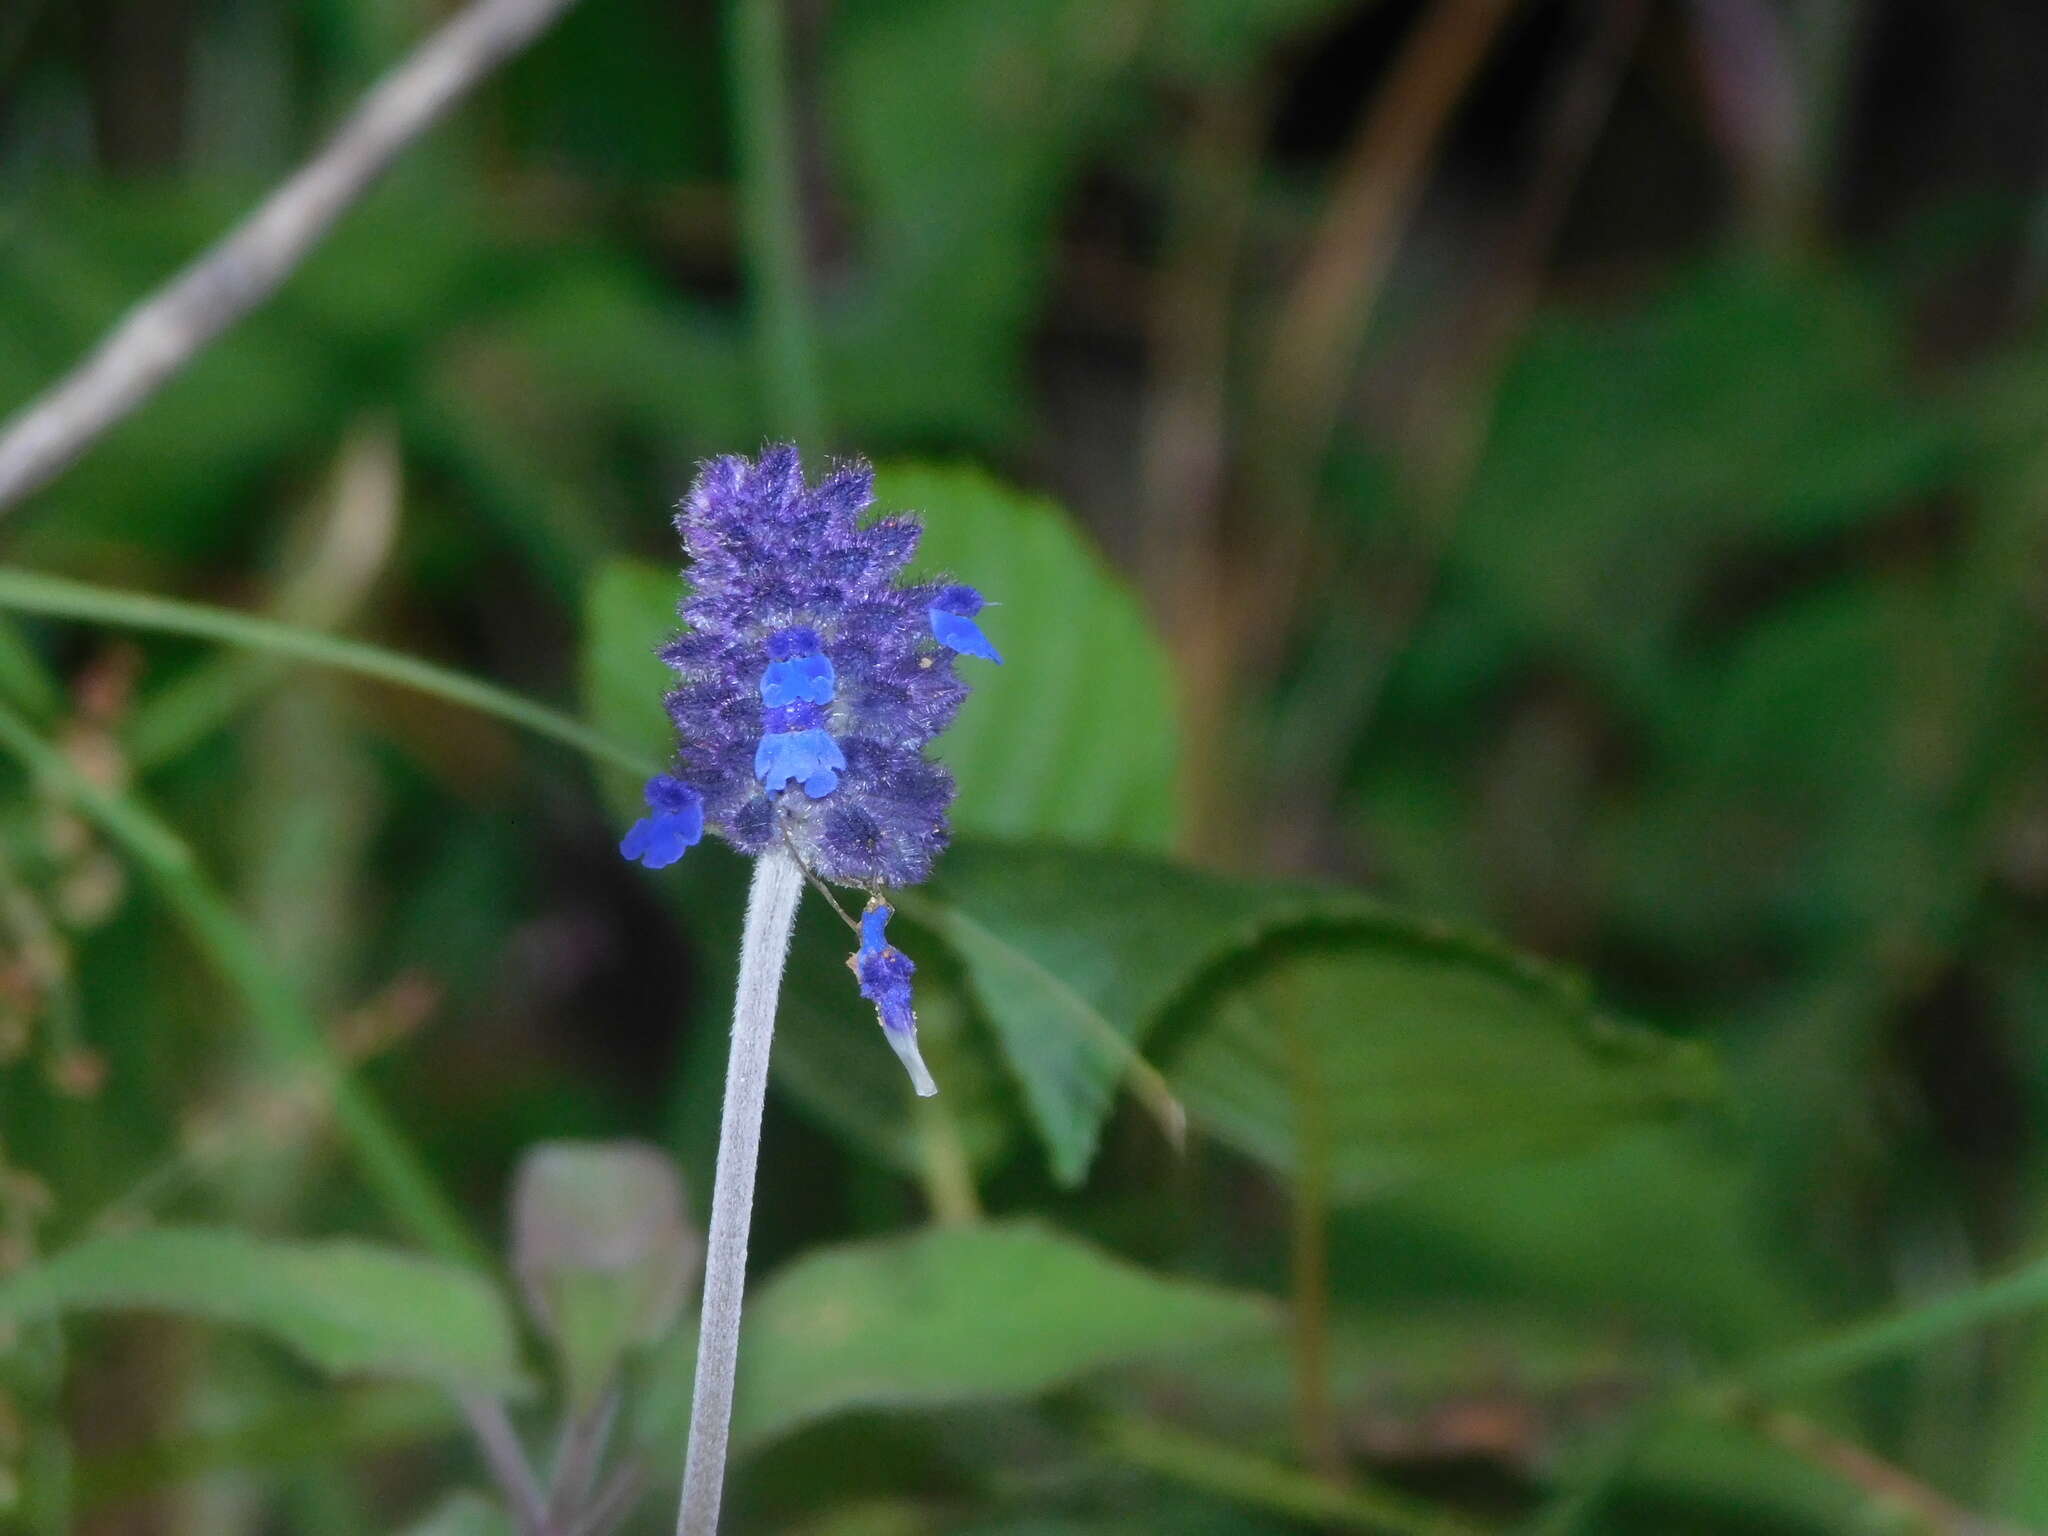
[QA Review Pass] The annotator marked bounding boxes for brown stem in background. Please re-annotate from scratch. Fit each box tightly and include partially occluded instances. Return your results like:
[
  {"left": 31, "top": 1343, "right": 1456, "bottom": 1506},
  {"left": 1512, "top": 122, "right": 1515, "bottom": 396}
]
[
  {"left": 1250, "top": 0, "right": 1523, "bottom": 618},
  {"left": 1138, "top": 81, "right": 1272, "bottom": 860},
  {"left": 459, "top": 1391, "right": 549, "bottom": 1536},
  {"left": 1166, "top": 0, "right": 1520, "bottom": 864},
  {"left": 1265, "top": 0, "right": 1649, "bottom": 869},
  {"left": 1139, "top": 83, "right": 1268, "bottom": 616},
  {"left": 1742, "top": 1403, "right": 2031, "bottom": 1536},
  {"left": 0, "top": 0, "right": 587, "bottom": 516}
]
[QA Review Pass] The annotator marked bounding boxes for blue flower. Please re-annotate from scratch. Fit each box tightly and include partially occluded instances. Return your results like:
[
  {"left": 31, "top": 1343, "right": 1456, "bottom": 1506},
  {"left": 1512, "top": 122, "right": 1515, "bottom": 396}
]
[
  {"left": 854, "top": 903, "right": 935, "bottom": 1096},
  {"left": 754, "top": 727, "right": 845, "bottom": 798},
  {"left": 929, "top": 585, "right": 1002, "bottom": 664},
  {"left": 619, "top": 776, "right": 704, "bottom": 869},
  {"left": 760, "top": 651, "right": 835, "bottom": 707},
  {"left": 630, "top": 446, "right": 998, "bottom": 887}
]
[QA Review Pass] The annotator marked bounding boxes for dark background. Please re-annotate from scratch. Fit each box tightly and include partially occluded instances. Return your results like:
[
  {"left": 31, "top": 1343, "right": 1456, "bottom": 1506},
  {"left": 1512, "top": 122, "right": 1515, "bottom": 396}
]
[{"left": 5, "top": 0, "right": 2048, "bottom": 1531}]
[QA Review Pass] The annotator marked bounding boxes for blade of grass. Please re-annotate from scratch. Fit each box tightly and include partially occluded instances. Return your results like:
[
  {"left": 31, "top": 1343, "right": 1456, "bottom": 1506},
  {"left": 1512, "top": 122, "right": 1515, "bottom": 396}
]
[
  {"left": 1526, "top": 1246, "right": 2048, "bottom": 1532},
  {"left": 1098, "top": 1412, "right": 1488, "bottom": 1536},
  {"left": 1518, "top": 1405, "right": 1668, "bottom": 1536},
  {"left": 0, "top": 611, "right": 61, "bottom": 723},
  {"left": 0, "top": 699, "right": 480, "bottom": 1266},
  {"left": 1733, "top": 1245, "right": 2048, "bottom": 1396},
  {"left": 0, "top": 567, "right": 658, "bottom": 780}
]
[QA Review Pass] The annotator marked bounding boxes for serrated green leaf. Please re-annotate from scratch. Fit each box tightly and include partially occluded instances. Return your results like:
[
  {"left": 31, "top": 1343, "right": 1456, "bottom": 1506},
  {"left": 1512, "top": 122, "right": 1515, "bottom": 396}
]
[
  {"left": 694, "top": 1222, "right": 1274, "bottom": 1452},
  {"left": 878, "top": 463, "right": 1183, "bottom": 849},
  {"left": 0, "top": 1229, "right": 525, "bottom": 1394},
  {"left": 917, "top": 842, "right": 1715, "bottom": 1192},
  {"left": 1170, "top": 940, "right": 1716, "bottom": 1200}
]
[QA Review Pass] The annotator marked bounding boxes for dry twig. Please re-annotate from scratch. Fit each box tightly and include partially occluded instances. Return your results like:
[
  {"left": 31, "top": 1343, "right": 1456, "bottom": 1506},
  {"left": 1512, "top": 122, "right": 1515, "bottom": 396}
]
[{"left": 0, "top": 0, "right": 586, "bottom": 515}]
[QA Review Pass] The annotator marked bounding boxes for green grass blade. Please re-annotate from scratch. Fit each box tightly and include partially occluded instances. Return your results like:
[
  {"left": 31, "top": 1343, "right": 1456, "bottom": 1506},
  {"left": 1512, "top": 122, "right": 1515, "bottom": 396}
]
[
  {"left": 0, "top": 699, "right": 480, "bottom": 1266},
  {"left": 0, "top": 567, "right": 658, "bottom": 780},
  {"left": 0, "top": 610, "right": 61, "bottom": 722},
  {"left": 1736, "top": 1248, "right": 2048, "bottom": 1395}
]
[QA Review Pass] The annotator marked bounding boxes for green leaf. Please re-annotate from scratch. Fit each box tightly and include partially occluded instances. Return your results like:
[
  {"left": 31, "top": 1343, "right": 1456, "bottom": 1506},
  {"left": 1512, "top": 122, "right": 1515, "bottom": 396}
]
[
  {"left": 1153, "top": 0, "right": 1359, "bottom": 83},
  {"left": 878, "top": 463, "right": 1183, "bottom": 849},
  {"left": 1170, "top": 939, "right": 1716, "bottom": 1201},
  {"left": 0, "top": 1229, "right": 526, "bottom": 1394},
  {"left": 918, "top": 842, "right": 1714, "bottom": 1191},
  {"left": 398, "top": 1491, "right": 516, "bottom": 1536},
  {"left": 579, "top": 557, "right": 685, "bottom": 819},
  {"left": 721, "top": 1222, "right": 1275, "bottom": 1451},
  {"left": 1335, "top": 1125, "right": 1809, "bottom": 1355},
  {"left": 823, "top": 0, "right": 1131, "bottom": 444},
  {"left": 1453, "top": 254, "right": 1957, "bottom": 720}
]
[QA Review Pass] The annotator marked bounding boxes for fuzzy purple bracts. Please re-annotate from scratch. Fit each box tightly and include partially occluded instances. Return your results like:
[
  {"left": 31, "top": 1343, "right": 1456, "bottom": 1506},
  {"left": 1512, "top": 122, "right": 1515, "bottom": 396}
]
[{"left": 621, "top": 445, "right": 995, "bottom": 890}]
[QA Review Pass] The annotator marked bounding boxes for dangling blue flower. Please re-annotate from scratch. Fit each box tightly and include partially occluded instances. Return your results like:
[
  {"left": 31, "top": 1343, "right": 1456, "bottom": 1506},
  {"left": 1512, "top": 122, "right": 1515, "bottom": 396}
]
[
  {"left": 853, "top": 902, "right": 935, "bottom": 1096},
  {"left": 929, "top": 585, "right": 1002, "bottom": 664},
  {"left": 620, "top": 776, "right": 704, "bottom": 869},
  {"left": 621, "top": 447, "right": 1002, "bottom": 1093}
]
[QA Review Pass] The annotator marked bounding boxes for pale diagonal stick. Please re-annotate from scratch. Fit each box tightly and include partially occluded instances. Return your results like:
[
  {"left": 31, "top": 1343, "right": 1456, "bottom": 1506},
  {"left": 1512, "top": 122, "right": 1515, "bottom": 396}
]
[{"left": 0, "top": 0, "right": 587, "bottom": 515}]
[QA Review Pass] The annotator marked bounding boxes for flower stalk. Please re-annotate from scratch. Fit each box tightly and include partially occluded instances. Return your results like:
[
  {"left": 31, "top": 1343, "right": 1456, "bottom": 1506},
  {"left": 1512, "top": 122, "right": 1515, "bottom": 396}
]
[
  {"left": 675, "top": 844, "right": 804, "bottom": 1536},
  {"left": 626, "top": 443, "right": 1003, "bottom": 1531}
]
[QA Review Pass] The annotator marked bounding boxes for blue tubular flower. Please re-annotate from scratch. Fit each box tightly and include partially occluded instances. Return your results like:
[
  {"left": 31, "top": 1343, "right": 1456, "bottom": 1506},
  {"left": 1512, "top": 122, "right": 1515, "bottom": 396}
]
[
  {"left": 760, "top": 652, "right": 835, "bottom": 707},
  {"left": 929, "top": 585, "right": 1002, "bottom": 664},
  {"left": 854, "top": 903, "right": 935, "bottom": 1096},
  {"left": 620, "top": 776, "right": 704, "bottom": 869},
  {"left": 640, "top": 445, "right": 997, "bottom": 887},
  {"left": 754, "top": 727, "right": 845, "bottom": 798}
]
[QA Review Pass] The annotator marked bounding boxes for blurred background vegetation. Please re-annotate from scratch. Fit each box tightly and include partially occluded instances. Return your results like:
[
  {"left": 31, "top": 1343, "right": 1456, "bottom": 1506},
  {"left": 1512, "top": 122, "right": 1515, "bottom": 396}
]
[{"left": 3, "top": 0, "right": 2048, "bottom": 1531}]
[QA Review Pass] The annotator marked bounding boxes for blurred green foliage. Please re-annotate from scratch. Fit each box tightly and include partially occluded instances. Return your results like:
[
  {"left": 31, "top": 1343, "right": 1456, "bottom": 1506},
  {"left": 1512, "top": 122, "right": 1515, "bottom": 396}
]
[{"left": 2, "top": 0, "right": 2048, "bottom": 1533}]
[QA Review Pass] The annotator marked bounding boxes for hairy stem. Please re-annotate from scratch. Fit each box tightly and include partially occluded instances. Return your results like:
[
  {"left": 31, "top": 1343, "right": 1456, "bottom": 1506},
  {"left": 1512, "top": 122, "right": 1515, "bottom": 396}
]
[{"left": 675, "top": 845, "right": 804, "bottom": 1535}]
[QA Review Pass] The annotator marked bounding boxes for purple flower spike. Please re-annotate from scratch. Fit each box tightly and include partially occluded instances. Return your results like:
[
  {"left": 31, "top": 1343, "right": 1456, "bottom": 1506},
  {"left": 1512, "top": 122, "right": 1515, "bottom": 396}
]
[
  {"left": 635, "top": 445, "right": 993, "bottom": 889},
  {"left": 620, "top": 776, "right": 704, "bottom": 869},
  {"left": 929, "top": 584, "right": 1002, "bottom": 664},
  {"left": 854, "top": 903, "right": 935, "bottom": 1096}
]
